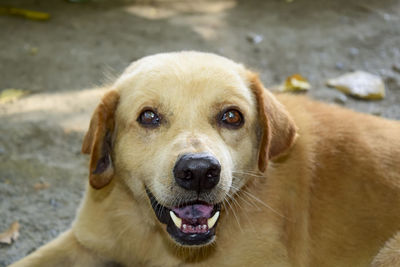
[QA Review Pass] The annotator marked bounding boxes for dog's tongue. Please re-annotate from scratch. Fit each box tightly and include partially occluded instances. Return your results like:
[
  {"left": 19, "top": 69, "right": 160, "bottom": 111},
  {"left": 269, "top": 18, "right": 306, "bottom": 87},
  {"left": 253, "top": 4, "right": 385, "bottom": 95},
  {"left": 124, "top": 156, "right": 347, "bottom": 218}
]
[{"left": 172, "top": 204, "right": 213, "bottom": 219}]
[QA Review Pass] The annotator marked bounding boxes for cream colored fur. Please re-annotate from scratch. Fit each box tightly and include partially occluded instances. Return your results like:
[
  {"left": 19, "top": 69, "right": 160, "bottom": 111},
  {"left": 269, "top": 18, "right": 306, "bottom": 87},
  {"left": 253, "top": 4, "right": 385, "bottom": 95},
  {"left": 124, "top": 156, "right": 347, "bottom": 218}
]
[{"left": 11, "top": 52, "right": 400, "bottom": 267}]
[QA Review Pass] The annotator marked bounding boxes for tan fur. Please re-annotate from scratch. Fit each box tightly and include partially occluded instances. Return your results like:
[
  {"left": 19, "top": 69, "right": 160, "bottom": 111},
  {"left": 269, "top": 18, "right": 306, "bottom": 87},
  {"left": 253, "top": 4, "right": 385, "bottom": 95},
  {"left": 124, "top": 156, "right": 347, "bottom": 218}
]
[{"left": 11, "top": 52, "right": 400, "bottom": 267}]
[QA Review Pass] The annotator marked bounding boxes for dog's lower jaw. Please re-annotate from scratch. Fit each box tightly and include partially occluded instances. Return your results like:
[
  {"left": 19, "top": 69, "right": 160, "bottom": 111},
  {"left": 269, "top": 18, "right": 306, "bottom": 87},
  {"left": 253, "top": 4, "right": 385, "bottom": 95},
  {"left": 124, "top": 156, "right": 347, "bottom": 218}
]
[
  {"left": 145, "top": 187, "right": 221, "bottom": 247},
  {"left": 166, "top": 221, "right": 217, "bottom": 247}
]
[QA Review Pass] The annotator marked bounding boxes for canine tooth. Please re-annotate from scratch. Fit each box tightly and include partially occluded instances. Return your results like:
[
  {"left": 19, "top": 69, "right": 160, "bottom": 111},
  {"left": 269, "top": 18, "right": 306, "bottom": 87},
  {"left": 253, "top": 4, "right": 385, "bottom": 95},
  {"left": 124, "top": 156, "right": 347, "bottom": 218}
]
[
  {"left": 183, "top": 224, "right": 187, "bottom": 229},
  {"left": 169, "top": 211, "right": 182, "bottom": 228},
  {"left": 207, "top": 211, "right": 220, "bottom": 229},
  {"left": 202, "top": 224, "right": 207, "bottom": 230}
]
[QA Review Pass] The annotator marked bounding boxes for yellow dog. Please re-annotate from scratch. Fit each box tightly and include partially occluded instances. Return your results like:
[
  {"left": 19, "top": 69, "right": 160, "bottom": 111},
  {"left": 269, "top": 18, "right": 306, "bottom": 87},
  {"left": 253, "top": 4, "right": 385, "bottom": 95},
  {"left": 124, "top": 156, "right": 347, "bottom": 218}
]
[{"left": 11, "top": 52, "right": 400, "bottom": 267}]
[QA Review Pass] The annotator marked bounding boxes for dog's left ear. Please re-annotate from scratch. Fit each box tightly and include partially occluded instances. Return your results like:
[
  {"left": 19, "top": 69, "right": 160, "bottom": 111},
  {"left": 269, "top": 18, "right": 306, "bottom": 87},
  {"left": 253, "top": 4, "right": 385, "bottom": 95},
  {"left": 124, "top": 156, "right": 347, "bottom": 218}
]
[
  {"left": 248, "top": 72, "right": 298, "bottom": 172},
  {"left": 82, "top": 90, "right": 120, "bottom": 189}
]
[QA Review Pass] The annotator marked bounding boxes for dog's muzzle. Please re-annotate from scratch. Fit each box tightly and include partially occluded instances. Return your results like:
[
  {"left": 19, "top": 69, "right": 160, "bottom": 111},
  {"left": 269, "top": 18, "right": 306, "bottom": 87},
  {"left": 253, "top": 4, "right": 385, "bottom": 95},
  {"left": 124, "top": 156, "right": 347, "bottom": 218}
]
[{"left": 145, "top": 153, "right": 222, "bottom": 246}]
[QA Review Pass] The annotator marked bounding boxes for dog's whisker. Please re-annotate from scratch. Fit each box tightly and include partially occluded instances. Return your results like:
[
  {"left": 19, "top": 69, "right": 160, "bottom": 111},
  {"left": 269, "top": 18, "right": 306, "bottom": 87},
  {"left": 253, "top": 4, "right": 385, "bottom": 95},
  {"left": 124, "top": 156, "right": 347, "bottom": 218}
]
[
  {"left": 222, "top": 183, "right": 278, "bottom": 235},
  {"left": 227, "top": 192, "right": 258, "bottom": 234},
  {"left": 225, "top": 192, "right": 254, "bottom": 227},
  {"left": 232, "top": 170, "right": 260, "bottom": 174},
  {"left": 232, "top": 170, "right": 264, "bottom": 178},
  {"left": 223, "top": 195, "right": 243, "bottom": 232},
  {"left": 227, "top": 191, "right": 244, "bottom": 211},
  {"left": 240, "top": 189, "right": 289, "bottom": 220},
  {"left": 221, "top": 201, "right": 229, "bottom": 216},
  {"left": 228, "top": 178, "right": 289, "bottom": 220},
  {"left": 244, "top": 170, "right": 263, "bottom": 175},
  {"left": 232, "top": 190, "right": 262, "bottom": 211},
  {"left": 226, "top": 189, "right": 255, "bottom": 215}
]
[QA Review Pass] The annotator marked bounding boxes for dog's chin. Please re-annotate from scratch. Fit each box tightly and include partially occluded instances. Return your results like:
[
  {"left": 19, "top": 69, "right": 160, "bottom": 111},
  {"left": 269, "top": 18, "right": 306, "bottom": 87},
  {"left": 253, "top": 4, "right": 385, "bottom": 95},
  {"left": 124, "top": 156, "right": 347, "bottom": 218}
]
[{"left": 145, "top": 188, "right": 221, "bottom": 247}]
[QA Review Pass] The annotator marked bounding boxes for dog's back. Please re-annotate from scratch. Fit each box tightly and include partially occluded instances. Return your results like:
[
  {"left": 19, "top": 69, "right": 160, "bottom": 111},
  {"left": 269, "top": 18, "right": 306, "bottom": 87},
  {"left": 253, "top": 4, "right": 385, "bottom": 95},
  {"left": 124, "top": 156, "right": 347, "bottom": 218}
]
[{"left": 277, "top": 94, "right": 400, "bottom": 266}]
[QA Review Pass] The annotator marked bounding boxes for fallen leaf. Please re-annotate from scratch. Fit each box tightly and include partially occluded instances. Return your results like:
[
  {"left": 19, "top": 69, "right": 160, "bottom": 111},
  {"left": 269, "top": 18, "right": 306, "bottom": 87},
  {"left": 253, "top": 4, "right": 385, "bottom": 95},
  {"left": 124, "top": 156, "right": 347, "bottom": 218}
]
[
  {"left": 0, "top": 7, "right": 50, "bottom": 21},
  {"left": 0, "top": 221, "right": 20, "bottom": 245},
  {"left": 277, "top": 74, "right": 311, "bottom": 92},
  {"left": 30, "top": 47, "right": 39, "bottom": 55},
  {"left": 34, "top": 182, "right": 50, "bottom": 190},
  {"left": 327, "top": 71, "right": 385, "bottom": 100},
  {"left": 0, "top": 89, "right": 29, "bottom": 103}
]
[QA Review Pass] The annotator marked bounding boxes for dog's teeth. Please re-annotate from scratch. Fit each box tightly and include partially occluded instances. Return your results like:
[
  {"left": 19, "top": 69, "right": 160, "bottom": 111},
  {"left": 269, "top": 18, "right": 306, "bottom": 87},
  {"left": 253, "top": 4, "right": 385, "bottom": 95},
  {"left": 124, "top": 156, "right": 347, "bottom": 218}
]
[
  {"left": 202, "top": 224, "right": 207, "bottom": 230},
  {"left": 207, "top": 211, "right": 220, "bottom": 229},
  {"left": 183, "top": 224, "right": 187, "bottom": 229},
  {"left": 169, "top": 211, "right": 182, "bottom": 228}
]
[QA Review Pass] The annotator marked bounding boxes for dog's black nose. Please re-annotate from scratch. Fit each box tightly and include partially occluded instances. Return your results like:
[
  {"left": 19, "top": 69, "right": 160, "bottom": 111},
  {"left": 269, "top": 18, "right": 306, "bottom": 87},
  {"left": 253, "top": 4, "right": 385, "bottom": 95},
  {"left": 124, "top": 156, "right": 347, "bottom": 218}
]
[{"left": 173, "top": 153, "right": 221, "bottom": 192}]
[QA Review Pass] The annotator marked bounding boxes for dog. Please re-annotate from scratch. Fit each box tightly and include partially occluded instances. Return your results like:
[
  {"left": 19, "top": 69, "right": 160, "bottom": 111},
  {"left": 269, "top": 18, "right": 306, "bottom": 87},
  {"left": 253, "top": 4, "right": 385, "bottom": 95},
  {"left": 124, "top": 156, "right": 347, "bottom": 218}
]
[{"left": 10, "top": 52, "right": 400, "bottom": 267}]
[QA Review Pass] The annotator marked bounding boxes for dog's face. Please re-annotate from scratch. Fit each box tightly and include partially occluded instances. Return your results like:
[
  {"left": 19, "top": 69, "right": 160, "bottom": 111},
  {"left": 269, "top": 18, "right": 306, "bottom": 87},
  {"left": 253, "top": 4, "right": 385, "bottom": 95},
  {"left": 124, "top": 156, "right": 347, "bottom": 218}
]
[{"left": 82, "top": 52, "right": 297, "bottom": 247}]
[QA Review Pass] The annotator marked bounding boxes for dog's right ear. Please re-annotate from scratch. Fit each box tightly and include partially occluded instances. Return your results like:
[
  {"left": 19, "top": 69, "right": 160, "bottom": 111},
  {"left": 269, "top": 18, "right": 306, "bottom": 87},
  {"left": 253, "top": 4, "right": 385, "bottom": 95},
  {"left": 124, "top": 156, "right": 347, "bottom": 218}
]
[{"left": 82, "top": 90, "right": 120, "bottom": 189}]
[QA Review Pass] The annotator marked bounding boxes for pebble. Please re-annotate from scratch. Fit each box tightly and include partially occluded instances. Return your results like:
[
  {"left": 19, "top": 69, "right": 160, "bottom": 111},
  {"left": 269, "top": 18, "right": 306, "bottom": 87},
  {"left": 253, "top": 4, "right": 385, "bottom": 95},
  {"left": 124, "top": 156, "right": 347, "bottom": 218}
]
[
  {"left": 349, "top": 47, "right": 359, "bottom": 56},
  {"left": 246, "top": 33, "right": 263, "bottom": 44},
  {"left": 327, "top": 71, "right": 385, "bottom": 100},
  {"left": 334, "top": 93, "right": 347, "bottom": 104},
  {"left": 49, "top": 229, "right": 58, "bottom": 237},
  {"left": 384, "top": 76, "right": 400, "bottom": 90},
  {"left": 27, "top": 247, "right": 37, "bottom": 254},
  {"left": 379, "top": 68, "right": 390, "bottom": 77},
  {"left": 335, "top": 62, "right": 344, "bottom": 70},
  {"left": 383, "top": 13, "right": 391, "bottom": 21},
  {"left": 49, "top": 198, "right": 59, "bottom": 208},
  {"left": 393, "top": 64, "right": 400, "bottom": 73},
  {"left": 0, "top": 147, "right": 5, "bottom": 155}
]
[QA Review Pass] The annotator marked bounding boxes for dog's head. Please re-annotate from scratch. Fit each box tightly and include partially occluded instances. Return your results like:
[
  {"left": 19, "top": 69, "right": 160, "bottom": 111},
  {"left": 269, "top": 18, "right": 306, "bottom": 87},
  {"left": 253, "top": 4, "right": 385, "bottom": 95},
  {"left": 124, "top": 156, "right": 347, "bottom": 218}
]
[{"left": 82, "top": 52, "right": 297, "bottom": 247}]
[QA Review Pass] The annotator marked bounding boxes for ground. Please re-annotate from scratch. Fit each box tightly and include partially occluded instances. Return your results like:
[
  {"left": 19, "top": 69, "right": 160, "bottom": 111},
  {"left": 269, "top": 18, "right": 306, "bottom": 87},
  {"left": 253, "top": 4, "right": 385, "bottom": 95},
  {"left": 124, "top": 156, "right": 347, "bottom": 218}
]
[{"left": 0, "top": 0, "right": 400, "bottom": 265}]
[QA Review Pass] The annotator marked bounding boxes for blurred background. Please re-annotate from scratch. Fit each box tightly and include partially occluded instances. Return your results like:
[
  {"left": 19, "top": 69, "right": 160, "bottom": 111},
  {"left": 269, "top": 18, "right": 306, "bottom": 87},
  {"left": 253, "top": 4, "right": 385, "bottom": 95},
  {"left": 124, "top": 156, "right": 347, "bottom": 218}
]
[{"left": 0, "top": 0, "right": 399, "bottom": 265}]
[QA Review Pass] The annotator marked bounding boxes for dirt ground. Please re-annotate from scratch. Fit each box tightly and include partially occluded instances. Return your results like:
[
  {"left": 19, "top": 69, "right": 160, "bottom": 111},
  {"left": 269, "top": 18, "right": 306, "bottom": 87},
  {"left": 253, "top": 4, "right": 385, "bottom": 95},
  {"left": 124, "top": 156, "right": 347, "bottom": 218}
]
[{"left": 1, "top": 0, "right": 400, "bottom": 265}]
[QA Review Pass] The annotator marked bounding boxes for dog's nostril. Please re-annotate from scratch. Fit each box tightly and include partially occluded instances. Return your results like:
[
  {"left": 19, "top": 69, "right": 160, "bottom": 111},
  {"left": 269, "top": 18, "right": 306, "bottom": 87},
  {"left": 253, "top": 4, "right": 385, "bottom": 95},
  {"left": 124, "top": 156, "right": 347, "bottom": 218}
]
[
  {"left": 184, "top": 170, "right": 192, "bottom": 180},
  {"left": 206, "top": 168, "right": 219, "bottom": 179}
]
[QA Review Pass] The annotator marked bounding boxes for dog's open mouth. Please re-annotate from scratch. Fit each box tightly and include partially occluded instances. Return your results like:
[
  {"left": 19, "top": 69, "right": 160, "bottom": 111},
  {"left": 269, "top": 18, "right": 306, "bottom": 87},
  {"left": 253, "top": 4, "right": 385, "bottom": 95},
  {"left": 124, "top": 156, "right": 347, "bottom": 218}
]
[{"left": 146, "top": 188, "right": 221, "bottom": 246}]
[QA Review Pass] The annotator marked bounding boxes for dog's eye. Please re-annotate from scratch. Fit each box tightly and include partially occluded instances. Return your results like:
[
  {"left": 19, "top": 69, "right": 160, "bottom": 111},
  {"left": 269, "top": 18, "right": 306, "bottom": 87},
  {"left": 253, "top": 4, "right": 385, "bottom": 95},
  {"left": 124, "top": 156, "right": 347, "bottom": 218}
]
[
  {"left": 220, "top": 109, "right": 244, "bottom": 129},
  {"left": 137, "top": 110, "right": 161, "bottom": 127}
]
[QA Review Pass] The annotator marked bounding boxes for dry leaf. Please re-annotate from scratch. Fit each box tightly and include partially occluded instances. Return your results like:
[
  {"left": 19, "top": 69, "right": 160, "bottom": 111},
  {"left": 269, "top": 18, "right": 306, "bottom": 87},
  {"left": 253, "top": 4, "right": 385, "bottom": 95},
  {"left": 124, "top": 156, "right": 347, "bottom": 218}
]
[
  {"left": 327, "top": 71, "right": 385, "bottom": 100},
  {"left": 0, "top": 7, "right": 50, "bottom": 21},
  {"left": 34, "top": 182, "right": 50, "bottom": 190},
  {"left": 0, "top": 89, "right": 29, "bottom": 103},
  {"left": 276, "top": 74, "right": 311, "bottom": 92},
  {"left": 0, "top": 221, "right": 20, "bottom": 244}
]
